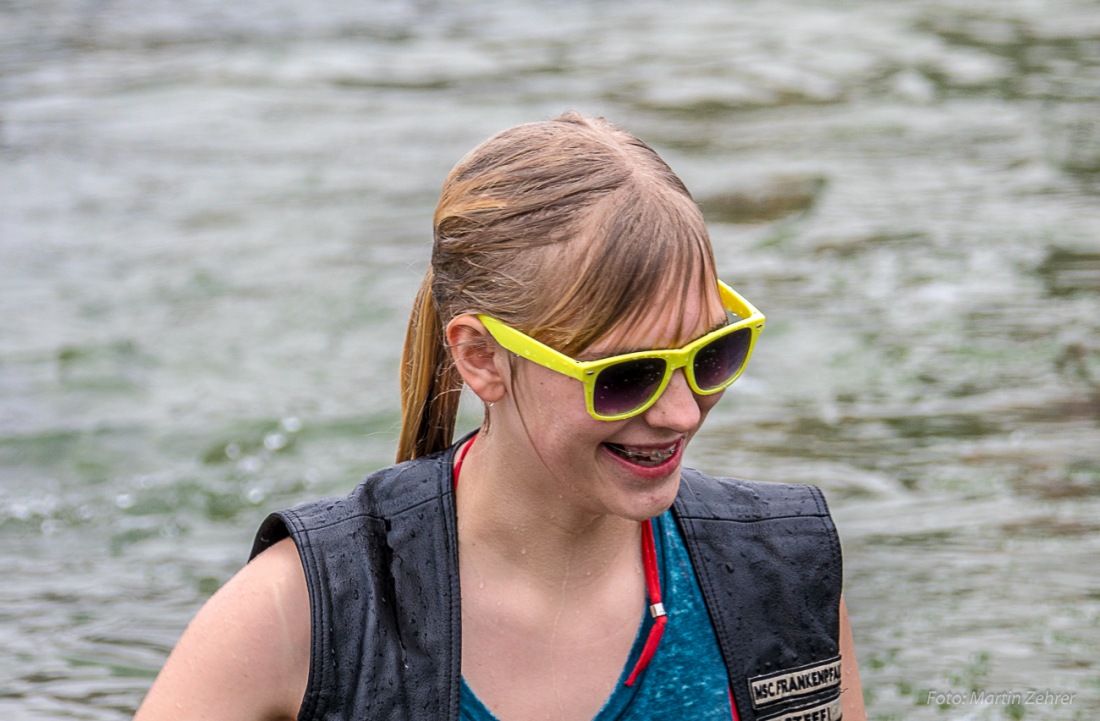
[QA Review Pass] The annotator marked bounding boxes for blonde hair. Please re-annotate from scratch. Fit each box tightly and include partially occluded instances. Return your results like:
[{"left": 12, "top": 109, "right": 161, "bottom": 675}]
[{"left": 396, "top": 112, "right": 718, "bottom": 461}]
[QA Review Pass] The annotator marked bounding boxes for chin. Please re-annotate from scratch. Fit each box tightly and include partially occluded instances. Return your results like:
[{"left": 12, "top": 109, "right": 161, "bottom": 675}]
[{"left": 617, "top": 467, "right": 683, "bottom": 521}]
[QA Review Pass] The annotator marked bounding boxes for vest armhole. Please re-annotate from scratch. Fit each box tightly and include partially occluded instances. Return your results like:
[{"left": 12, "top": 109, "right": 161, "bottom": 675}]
[
  {"left": 250, "top": 512, "right": 291, "bottom": 561},
  {"left": 249, "top": 510, "right": 329, "bottom": 721}
]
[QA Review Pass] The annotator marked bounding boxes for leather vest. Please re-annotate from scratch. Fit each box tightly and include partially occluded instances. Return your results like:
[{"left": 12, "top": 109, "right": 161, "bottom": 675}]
[{"left": 251, "top": 441, "right": 843, "bottom": 721}]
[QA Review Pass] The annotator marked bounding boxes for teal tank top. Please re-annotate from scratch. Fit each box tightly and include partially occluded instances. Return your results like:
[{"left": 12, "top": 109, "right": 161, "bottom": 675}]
[{"left": 459, "top": 510, "right": 735, "bottom": 720}]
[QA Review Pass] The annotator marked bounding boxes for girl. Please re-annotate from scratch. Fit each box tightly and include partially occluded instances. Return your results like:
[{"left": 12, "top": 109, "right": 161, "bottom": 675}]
[{"left": 135, "top": 112, "right": 864, "bottom": 721}]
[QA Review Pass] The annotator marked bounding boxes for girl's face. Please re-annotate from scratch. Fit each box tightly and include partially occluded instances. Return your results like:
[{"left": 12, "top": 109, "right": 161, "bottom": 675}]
[{"left": 498, "top": 283, "right": 728, "bottom": 523}]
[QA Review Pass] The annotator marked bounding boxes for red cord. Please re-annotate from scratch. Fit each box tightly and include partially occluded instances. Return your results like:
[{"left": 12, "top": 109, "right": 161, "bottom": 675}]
[
  {"left": 624, "top": 519, "right": 666, "bottom": 687},
  {"left": 452, "top": 435, "right": 476, "bottom": 490}
]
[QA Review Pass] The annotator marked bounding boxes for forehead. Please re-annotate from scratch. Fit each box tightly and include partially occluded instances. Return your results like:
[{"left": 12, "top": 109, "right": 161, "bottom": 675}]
[{"left": 579, "top": 284, "right": 726, "bottom": 359}]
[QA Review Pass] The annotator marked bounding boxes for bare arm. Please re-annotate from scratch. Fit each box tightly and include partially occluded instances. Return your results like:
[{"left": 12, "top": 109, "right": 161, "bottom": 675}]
[
  {"left": 134, "top": 538, "right": 311, "bottom": 721},
  {"left": 839, "top": 596, "right": 866, "bottom": 721}
]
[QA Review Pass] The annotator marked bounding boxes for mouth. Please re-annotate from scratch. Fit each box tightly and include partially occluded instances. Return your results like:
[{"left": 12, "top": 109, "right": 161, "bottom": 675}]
[{"left": 602, "top": 438, "right": 683, "bottom": 468}]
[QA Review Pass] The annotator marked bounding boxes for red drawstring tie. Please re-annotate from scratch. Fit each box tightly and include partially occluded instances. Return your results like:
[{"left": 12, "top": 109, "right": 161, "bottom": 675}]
[
  {"left": 452, "top": 435, "right": 668, "bottom": 688},
  {"left": 624, "top": 518, "right": 665, "bottom": 686}
]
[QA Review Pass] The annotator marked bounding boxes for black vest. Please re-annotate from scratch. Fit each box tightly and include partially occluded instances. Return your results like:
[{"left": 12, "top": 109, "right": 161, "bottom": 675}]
[{"left": 251, "top": 441, "right": 843, "bottom": 721}]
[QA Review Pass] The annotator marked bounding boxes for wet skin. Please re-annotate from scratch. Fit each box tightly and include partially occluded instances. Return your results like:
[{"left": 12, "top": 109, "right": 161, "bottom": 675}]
[{"left": 446, "top": 285, "right": 730, "bottom": 721}]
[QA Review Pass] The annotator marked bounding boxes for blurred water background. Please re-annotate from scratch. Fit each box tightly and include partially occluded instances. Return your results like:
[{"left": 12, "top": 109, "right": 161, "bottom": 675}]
[{"left": 2, "top": 1, "right": 1100, "bottom": 718}]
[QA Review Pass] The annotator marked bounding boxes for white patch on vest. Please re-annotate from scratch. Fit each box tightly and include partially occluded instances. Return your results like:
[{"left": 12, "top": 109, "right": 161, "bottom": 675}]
[
  {"left": 749, "top": 656, "right": 842, "bottom": 708},
  {"left": 757, "top": 694, "right": 842, "bottom": 721}
]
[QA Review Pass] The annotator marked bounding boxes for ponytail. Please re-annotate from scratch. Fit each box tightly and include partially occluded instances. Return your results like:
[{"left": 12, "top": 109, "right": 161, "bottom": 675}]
[{"left": 396, "top": 268, "right": 462, "bottom": 462}]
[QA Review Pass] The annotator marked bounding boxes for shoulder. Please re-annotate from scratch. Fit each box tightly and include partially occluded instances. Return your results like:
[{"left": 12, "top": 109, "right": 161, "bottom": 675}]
[
  {"left": 134, "top": 538, "right": 310, "bottom": 721},
  {"left": 251, "top": 450, "right": 456, "bottom": 559},
  {"left": 676, "top": 467, "right": 833, "bottom": 521},
  {"left": 240, "top": 447, "right": 463, "bottom": 721},
  {"left": 672, "top": 468, "right": 843, "bottom": 589}
]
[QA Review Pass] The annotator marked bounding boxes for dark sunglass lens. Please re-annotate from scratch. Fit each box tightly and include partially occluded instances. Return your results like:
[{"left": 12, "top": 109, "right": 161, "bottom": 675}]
[
  {"left": 593, "top": 359, "right": 667, "bottom": 416},
  {"left": 693, "top": 328, "right": 752, "bottom": 390}
]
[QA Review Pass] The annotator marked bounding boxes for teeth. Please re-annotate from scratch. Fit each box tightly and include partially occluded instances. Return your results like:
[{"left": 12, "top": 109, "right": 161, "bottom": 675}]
[{"left": 612, "top": 444, "right": 677, "bottom": 462}]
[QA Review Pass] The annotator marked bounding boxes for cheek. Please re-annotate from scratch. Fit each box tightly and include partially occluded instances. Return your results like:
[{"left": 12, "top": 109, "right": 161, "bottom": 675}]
[
  {"left": 513, "top": 363, "right": 591, "bottom": 422},
  {"left": 695, "top": 388, "right": 726, "bottom": 419}
]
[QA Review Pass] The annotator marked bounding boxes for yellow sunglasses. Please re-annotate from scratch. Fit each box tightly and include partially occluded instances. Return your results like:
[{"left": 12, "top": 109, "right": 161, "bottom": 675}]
[{"left": 478, "top": 281, "right": 765, "bottom": 421}]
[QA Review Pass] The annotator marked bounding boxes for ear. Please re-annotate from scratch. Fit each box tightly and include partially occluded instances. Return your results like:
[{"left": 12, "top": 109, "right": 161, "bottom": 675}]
[{"left": 446, "top": 315, "right": 508, "bottom": 405}]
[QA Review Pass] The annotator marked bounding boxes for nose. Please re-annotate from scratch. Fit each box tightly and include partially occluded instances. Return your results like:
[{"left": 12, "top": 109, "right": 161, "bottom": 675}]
[{"left": 642, "top": 368, "right": 702, "bottom": 432}]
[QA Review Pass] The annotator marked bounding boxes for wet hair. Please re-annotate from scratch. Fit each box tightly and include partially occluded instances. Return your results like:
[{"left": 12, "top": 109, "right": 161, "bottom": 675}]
[{"left": 396, "top": 112, "right": 718, "bottom": 461}]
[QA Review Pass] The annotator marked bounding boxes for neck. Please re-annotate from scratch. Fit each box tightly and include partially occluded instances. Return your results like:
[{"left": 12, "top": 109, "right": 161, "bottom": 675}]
[{"left": 454, "top": 434, "right": 643, "bottom": 593}]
